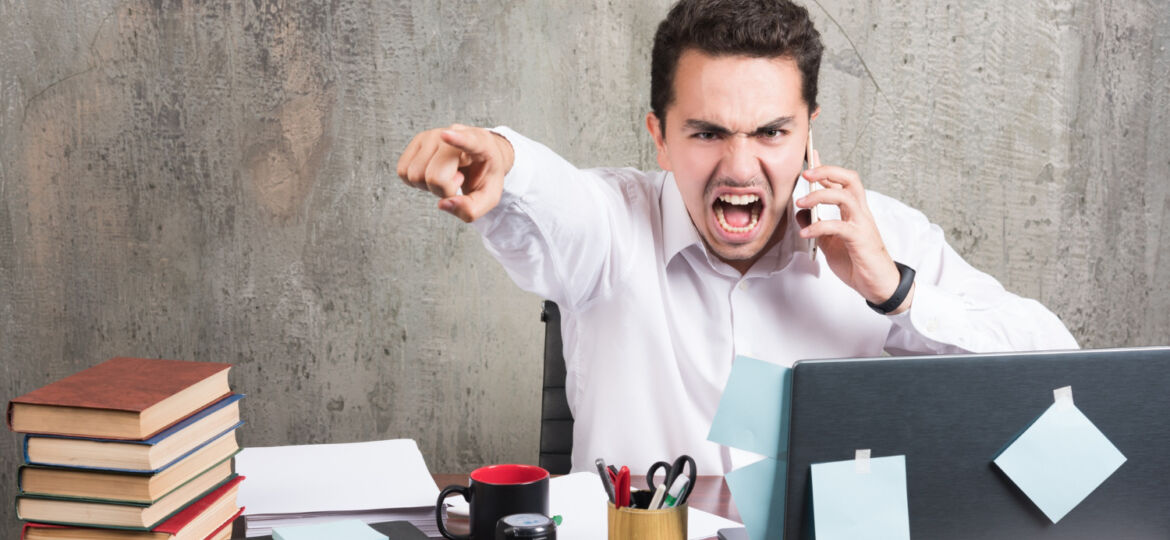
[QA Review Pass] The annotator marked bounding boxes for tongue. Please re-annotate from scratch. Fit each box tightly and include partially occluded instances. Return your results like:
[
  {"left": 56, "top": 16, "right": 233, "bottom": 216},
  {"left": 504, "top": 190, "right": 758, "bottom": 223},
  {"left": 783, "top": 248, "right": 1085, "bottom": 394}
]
[{"left": 722, "top": 203, "right": 752, "bottom": 228}]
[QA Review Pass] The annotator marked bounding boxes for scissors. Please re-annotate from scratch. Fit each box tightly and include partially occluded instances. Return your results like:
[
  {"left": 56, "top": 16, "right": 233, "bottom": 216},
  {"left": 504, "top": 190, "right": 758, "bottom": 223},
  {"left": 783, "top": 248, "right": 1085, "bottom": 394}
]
[
  {"left": 608, "top": 465, "right": 631, "bottom": 507},
  {"left": 646, "top": 454, "right": 697, "bottom": 504}
]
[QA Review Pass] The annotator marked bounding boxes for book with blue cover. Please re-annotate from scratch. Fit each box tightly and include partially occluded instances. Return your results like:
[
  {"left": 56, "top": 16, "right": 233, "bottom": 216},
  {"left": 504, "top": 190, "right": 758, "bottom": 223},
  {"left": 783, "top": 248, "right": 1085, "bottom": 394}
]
[
  {"left": 24, "top": 393, "right": 244, "bottom": 472},
  {"left": 20, "top": 441, "right": 241, "bottom": 503}
]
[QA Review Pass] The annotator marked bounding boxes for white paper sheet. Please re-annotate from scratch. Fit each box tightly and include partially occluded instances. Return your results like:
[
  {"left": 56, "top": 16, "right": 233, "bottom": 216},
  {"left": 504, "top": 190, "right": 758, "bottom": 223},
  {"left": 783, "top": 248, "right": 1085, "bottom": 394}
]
[{"left": 236, "top": 439, "right": 440, "bottom": 515}]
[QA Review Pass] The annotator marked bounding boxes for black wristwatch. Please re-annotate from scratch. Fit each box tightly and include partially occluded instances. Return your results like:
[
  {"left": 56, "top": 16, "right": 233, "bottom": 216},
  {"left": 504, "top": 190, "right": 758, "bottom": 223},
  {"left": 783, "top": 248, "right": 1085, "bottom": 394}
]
[{"left": 867, "top": 261, "right": 916, "bottom": 314}]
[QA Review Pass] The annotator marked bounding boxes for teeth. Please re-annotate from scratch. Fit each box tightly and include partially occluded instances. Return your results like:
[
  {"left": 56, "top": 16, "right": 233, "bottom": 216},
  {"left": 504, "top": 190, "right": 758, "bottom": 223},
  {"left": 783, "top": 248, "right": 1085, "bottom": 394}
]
[
  {"left": 714, "top": 204, "right": 761, "bottom": 234},
  {"left": 718, "top": 194, "right": 760, "bottom": 206}
]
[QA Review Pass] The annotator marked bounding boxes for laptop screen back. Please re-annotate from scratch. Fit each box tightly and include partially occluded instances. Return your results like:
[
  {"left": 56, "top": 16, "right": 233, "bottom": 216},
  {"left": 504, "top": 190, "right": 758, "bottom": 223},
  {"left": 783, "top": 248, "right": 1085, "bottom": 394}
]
[{"left": 783, "top": 347, "right": 1170, "bottom": 539}]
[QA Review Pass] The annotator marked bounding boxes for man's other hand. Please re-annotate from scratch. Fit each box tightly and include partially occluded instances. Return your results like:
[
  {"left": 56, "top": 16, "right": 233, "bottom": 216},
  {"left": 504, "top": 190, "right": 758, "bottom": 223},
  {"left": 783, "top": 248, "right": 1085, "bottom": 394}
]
[
  {"left": 795, "top": 152, "right": 914, "bottom": 314},
  {"left": 396, "top": 124, "right": 515, "bottom": 222}
]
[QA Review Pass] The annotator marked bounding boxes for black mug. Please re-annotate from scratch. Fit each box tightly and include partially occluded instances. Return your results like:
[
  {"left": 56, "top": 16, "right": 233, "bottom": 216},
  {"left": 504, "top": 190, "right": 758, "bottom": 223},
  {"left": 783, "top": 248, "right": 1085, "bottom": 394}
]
[{"left": 436, "top": 464, "right": 550, "bottom": 540}]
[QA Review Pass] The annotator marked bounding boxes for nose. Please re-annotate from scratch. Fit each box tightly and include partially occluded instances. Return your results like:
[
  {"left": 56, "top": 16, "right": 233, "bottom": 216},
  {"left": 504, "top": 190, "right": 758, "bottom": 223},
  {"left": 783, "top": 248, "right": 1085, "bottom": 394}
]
[{"left": 720, "top": 135, "right": 762, "bottom": 183}]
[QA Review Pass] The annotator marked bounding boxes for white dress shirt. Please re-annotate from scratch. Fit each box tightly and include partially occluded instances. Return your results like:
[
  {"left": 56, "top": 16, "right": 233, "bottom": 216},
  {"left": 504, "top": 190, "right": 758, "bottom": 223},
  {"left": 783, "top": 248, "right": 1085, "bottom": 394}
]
[{"left": 471, "top": 127, "right": 1079, "bottom": 475}]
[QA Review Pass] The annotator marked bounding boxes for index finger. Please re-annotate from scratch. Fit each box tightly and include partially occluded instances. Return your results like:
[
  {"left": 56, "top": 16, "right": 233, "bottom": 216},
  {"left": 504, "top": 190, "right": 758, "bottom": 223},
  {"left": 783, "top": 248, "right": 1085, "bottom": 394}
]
[
  {"left": 440, "top": 128, "right": 493, "bottom": 162},
  {"left": 803, "top": 165, "right": 862, "bottom": 191}
]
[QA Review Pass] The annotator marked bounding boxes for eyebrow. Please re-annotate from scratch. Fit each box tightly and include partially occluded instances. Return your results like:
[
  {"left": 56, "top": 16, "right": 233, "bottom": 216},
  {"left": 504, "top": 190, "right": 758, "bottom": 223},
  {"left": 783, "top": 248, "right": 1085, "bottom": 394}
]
[{"left": 683, "top": 116, "right": 795, "bottom": 136}]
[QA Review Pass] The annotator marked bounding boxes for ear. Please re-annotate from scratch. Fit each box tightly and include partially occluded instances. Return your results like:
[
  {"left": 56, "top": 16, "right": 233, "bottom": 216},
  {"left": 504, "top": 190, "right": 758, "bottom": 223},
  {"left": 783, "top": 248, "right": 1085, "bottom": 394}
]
[
  {"left": 809, "top": 106, "right": 821, "bottom": 123},
  {"left": 645, "top": 112, "right": 672, "bottom": 171}
]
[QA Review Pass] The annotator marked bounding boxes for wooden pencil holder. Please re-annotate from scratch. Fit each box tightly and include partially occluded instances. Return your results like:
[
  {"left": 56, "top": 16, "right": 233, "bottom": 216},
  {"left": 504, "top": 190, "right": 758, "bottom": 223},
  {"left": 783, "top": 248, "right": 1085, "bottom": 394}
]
[{"left": 607, "top": 501, "right": 687, "bottom": 540}]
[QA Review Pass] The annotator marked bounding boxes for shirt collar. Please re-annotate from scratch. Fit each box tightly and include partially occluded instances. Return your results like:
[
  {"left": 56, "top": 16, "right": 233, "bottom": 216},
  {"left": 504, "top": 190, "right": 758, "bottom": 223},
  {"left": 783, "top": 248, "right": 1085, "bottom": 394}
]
[
  {"left": 660, "top": 173, "right": 813, "bottom": 274},
  {"left": 661, "top": 174, "right": 704, "bottom": 264}
]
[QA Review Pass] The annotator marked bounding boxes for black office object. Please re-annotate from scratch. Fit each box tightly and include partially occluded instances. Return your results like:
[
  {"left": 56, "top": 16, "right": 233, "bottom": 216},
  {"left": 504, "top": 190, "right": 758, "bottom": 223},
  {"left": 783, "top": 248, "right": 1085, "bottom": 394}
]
[
  {"left": 782, "top": 347, "right": 1170, "bottom": 539},
  {"left": 539, "top": 301, "right": 573, "bottom": 474},
  {"left": 496, "top": 513, "right": 557, "bottom": 539},
  {"left": 234, "top": 519, "right": 428, "bottom": 539}
]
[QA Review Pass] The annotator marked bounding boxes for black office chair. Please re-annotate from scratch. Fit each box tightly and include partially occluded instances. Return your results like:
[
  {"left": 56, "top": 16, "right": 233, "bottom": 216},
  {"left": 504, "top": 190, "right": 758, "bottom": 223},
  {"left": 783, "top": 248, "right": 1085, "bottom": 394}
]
[{"left": 539, "top": 301, "right": 573, "bottom": 474}]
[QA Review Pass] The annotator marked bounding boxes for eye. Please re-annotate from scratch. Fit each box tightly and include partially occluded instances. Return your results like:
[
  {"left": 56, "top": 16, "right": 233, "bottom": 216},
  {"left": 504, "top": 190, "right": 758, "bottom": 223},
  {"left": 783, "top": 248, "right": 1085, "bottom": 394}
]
[
  {"left": 760, "top": 129, "right": 787, "bottom": 139},
  {"left": 692, "top": 131, "right": 718, "bottom": 141}
]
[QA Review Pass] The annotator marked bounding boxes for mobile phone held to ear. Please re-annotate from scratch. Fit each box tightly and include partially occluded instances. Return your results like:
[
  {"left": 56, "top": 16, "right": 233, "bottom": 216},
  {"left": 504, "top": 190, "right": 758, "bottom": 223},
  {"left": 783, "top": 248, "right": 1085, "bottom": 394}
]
[{"left": 805, "top": 128, "right": 820, "bottom": 261}]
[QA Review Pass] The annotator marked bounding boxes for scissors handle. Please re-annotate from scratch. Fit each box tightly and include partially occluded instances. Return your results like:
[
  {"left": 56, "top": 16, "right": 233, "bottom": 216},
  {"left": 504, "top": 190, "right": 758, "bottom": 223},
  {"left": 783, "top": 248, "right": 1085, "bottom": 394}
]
[{"left": 645, "top": 460, "right": 673, "bottom": 489}]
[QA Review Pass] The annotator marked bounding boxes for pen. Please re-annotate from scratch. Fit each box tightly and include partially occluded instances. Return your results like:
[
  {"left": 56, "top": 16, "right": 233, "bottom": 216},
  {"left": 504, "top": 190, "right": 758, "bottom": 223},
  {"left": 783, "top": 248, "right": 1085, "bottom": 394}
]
[
  {"left": 595, "top": 458, "right": 616, "bottom": 504},
  {"left": 661, "top": 476, "right": 690, "bottom": 508}
]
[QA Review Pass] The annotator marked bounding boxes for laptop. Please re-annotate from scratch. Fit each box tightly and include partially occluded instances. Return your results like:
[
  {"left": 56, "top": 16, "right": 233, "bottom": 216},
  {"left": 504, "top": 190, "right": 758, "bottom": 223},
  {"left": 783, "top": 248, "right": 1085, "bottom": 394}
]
[{"left": 778, "top": 347, "right": 1170, "bottom": 539}]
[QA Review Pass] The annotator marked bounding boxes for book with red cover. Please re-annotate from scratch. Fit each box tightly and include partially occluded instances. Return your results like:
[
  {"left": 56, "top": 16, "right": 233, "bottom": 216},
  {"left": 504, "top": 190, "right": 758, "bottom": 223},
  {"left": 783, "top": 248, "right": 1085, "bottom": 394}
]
[
  {"left": 21, "top": 476, "right": 245, "bottom": 540},
  {"left": 8, "top": 357, "right": 231, "bottom": 440}
]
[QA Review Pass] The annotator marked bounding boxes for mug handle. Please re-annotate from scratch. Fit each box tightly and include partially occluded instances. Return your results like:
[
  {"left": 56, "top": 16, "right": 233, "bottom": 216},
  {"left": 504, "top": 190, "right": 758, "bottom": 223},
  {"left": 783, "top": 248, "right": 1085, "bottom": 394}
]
[{"left": 436, "top": 484, "right": 473, "bottom": 540}]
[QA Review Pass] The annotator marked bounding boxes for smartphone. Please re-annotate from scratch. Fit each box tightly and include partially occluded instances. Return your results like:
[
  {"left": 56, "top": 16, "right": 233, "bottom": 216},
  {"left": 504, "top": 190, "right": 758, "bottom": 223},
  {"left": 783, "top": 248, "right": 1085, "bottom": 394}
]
[{"left": 805, "top": 128, "right": 820, "bottom": 260}]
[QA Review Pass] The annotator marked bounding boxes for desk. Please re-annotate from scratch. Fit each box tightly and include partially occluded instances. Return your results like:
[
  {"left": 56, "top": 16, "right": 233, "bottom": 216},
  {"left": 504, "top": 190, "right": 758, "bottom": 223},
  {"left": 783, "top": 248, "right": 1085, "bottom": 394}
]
[{"left": 233, "top": 474, "right": 740, "bottom": 538}]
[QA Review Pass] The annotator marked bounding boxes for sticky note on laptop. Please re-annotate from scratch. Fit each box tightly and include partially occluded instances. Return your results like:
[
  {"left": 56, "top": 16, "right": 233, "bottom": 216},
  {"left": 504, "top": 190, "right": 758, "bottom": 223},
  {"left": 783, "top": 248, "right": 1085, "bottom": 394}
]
[
  {"left": 811, "top": 451, "right": 911, "bottom": 540},
  {"left": 707, "top": 355, "right": 792, "bottom": 458},
  {"left": 273, "top": 519, "right": 387, "bottom": 540},
  {"left": 993, "top": 386, "right": 1126, "bottom": 523}
]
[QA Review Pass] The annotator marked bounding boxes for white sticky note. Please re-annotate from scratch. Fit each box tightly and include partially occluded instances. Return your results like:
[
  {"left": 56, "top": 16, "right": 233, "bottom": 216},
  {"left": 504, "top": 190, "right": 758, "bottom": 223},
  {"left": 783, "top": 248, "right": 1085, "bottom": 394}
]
[
  {"left": 993, "top": 388, "right": 1126, "bottom": 523},
  {"left": 811, "top": 454, "right": 911, "bottom": 540},
  {"left": 273, "top": 519, "right": 386, "bottom": 540}
]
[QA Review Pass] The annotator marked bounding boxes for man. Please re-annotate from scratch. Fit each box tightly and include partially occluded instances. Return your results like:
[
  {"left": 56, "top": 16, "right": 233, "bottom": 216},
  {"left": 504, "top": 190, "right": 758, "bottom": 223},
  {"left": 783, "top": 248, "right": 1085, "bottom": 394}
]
[{"left": 397, "top": 0, "right": 1077, "bottom": 473}]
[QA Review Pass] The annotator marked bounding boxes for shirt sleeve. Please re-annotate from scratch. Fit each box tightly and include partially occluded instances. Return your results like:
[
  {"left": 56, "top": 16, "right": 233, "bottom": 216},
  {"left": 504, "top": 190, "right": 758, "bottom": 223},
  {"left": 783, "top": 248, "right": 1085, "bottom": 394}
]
[
  {"left": 872, "top": 192, "right": 1080, "bottom": 354},
  {"left": 470, "top": 127, "right": 649, "bottom": 310}
]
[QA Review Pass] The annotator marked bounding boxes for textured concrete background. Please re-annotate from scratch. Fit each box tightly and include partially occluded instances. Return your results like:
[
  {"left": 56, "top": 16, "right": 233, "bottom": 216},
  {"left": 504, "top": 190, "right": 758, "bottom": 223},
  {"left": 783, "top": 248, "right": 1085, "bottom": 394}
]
[{"left": 1, "top": 0, "right": 1167, "bottom": 532}]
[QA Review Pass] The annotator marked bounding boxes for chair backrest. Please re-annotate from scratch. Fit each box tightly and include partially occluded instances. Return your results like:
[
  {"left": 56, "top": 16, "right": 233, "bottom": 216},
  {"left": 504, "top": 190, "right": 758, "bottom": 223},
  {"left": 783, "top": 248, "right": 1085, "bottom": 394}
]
[{"left": 539, "top": 301, "right": 573, "bottom": 474}]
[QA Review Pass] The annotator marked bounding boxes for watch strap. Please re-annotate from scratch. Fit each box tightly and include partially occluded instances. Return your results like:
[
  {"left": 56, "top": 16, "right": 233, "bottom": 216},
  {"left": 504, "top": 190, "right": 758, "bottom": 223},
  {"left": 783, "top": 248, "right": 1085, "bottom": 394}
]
[{"left": 867, "top": 262, "right": 916, "bottom": 314}]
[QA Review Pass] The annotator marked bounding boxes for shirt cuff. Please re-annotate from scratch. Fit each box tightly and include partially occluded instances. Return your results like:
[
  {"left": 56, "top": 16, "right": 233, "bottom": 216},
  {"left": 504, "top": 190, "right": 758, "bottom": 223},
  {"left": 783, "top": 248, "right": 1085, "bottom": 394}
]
[{"left": 888, "top": 281, "right": 976, "bottom": 352}]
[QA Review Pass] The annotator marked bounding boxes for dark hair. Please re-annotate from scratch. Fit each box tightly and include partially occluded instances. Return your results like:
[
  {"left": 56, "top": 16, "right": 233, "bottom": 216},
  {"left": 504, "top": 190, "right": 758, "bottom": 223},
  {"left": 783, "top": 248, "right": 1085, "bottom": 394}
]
[{"left": 650, "top": 0, "right": 824, "bottom": 132}]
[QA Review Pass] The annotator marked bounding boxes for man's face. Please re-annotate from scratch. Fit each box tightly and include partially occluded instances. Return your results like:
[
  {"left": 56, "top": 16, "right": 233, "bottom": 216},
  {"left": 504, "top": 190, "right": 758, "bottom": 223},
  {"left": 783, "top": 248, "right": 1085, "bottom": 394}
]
[{"left": 648, "top": 50, "right": 815, "bottom": 273}]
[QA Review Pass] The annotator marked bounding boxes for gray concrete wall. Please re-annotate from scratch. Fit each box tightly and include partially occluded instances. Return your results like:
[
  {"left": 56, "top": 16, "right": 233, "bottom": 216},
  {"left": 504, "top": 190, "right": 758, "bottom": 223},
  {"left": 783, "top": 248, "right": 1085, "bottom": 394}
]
[{"left": 1, "top": 0, "right": 1166, "bottom": 533}]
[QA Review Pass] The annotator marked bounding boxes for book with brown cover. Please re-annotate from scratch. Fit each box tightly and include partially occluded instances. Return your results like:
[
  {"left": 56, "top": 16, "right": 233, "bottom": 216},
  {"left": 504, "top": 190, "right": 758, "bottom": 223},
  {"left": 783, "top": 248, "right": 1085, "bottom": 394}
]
[{"left": 8, "top": 357, "right": 231, "bottom": 440}]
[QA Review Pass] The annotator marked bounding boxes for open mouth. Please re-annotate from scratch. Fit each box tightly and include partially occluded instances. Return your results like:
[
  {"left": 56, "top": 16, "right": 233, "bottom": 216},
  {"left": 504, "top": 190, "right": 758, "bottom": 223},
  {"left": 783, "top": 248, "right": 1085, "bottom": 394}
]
[{"left": 713, "top": 193, "right": 762, "bottom": 235}]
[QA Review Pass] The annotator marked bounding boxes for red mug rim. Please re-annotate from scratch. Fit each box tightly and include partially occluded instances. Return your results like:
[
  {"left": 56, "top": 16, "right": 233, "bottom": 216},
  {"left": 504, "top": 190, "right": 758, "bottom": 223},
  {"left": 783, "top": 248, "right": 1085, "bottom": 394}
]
[{"left": 470, "top": 464, "right": 549, "bottom": 486}]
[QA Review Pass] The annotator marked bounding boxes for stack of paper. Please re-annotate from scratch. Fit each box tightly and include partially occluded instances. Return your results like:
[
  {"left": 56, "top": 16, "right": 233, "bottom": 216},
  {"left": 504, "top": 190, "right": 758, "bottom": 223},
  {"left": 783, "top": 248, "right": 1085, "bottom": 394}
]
[{"left": 236, "top": 439, "right": 441, "bottom": 537}]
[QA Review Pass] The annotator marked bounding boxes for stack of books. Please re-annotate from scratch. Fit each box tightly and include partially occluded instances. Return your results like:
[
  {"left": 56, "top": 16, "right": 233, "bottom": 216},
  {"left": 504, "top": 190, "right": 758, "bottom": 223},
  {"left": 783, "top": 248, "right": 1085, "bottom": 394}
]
[{"left": 7, "top": 357, "right": 246, "bottom": 540}]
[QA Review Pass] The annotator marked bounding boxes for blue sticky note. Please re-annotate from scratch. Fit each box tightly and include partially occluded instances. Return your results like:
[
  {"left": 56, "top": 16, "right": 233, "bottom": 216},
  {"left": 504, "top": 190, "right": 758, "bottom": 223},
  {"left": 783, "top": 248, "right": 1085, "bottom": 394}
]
[
  {"left": 993, "top": 393, "right": 1126, "bottom": 523},
  {"left": 273, "top": 519, "right": 388, "bottom": 540},
  {"left": 725, "top": 457, "right": 786, "bottom": 540},
  {"left": 811, "top": 455, "right": 911, "bottom": 540},
  {"left": 707, "top": 356, "right": 792, "bottom": 458}
]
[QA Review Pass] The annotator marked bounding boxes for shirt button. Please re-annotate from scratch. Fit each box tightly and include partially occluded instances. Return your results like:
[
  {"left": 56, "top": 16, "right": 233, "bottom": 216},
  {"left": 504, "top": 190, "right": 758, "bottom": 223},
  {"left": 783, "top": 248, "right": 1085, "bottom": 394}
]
[{"left": 738, "top": 281, "right": 749, "bottom": 291}]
